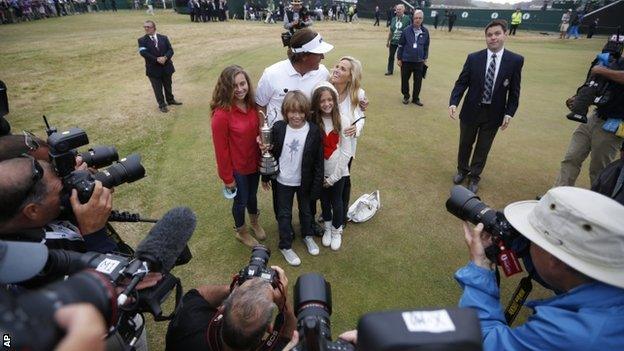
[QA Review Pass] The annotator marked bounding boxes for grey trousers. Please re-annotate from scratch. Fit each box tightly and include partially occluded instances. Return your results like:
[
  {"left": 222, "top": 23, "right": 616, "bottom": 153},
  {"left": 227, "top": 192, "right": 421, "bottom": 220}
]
[{"left": 555, "top": 113, "right": 623, "bottom": 186}]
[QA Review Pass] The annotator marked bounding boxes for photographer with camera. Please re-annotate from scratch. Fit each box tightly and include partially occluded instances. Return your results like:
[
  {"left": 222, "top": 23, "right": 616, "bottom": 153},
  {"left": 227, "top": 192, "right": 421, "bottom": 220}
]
[
  {"left": 165, "top": 247, "right": 296, "bottom": 351},
  {"left": 455, "top": 186, "right": 624, "bottom": 350},
  {"left": 555, "top": 55, "right": 624, "bottom": 187},
  {"left": 0, "top": 157, "right": 117, "bottom": 254},
  {"left": 283, "top": 0, "right": 312, "bottom": 35}
]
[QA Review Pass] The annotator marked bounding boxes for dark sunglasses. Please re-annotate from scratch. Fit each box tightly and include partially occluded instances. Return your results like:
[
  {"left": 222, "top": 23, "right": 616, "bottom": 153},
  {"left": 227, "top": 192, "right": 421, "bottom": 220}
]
[
  {"left": 23, "top": 130, "right": 40, "bottom": 151},
  {"left": 17, "top": 155, "right": 45, "bottom": 207}
]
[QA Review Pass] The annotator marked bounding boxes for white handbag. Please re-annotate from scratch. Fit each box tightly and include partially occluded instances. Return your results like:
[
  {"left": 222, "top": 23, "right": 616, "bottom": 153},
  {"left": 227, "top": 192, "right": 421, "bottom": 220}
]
[{"left": 346, "top": 190, "right": 381, "bottom": 223}]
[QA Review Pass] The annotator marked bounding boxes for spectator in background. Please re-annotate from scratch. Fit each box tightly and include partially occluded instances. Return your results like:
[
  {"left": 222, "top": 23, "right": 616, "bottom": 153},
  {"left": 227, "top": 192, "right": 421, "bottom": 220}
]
[
  {"left": 386, "top": 4, "right": 394, "bottom": 27},
  {"left": 567, "top": 10, "right": 581, "bottom": 39},
  {"left": 397, "top": 9, "right": 429, "bottom": 106},
  {"left": 385, "top": 4, "right": 410, "bottom": 76},
  {"left": 510, "top": 8, "right": 521, "bottom": 35},
  {"left": 587, "top": 17, "right": 598, "bottom": 38},
  {"left": 560, "top": 9, "right": 571, "bottom": 39},
  {"left": 448, "top": 10, "right": 457, "bottom": 32},
  {"left": 373, "top": 5, "right": 379, "bottom": 26}
]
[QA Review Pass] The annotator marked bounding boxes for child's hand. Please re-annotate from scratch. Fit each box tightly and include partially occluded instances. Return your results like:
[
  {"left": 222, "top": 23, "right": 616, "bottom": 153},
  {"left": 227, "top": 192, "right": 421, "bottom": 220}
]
[
  {"left": 262, "top": 181, "right": 271, "bottom": 191},
  {"left": 323, "top": 178, "right": 331, "bottom": 188}
]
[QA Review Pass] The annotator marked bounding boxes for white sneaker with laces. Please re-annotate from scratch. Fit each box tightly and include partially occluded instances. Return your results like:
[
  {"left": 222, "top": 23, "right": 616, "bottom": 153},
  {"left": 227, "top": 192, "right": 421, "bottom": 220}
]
[
  {"left": 330, "top": 226, "right": 342, "bottom": 251},
  {"left": 322, "top": 221, "right": 332, "bottom": 247},
  {"left": 303, "top": 236, "right": 320, "bottom": 255},
  {"left": 280, "top": 248, "right": 301, "bottom": 266}
]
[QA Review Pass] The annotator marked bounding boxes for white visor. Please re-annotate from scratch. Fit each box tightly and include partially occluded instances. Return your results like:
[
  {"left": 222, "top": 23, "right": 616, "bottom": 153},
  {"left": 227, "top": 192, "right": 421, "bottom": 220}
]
[{"left": 291, "top": 34, "right": 334, "bottom": 54}]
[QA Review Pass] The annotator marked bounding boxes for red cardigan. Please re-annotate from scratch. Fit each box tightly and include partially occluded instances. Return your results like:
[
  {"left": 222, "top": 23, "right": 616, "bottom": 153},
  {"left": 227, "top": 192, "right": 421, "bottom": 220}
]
[{"left": 211, "top": 105, "right": 261, "bottom": 184}]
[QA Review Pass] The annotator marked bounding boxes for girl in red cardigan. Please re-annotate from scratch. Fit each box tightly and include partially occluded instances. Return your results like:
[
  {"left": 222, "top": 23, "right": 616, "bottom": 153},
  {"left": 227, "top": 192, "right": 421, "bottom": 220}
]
[{"left": 210, "top": 65, "right": 265, "bottom": 247}]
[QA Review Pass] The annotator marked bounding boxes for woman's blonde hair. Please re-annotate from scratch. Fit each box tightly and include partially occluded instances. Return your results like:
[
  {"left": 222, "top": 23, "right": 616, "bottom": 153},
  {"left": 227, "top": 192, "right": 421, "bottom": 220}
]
[
  {"left": 210, "top": 65, "right": 255, "bottom": 115},
  {"left": 338, "top": 56, "right": 363, "bottom": 114},
  {"left": 311, "top": 86, "right": 341, "bottom": 134},
  {"left": 281, "top": 90, "right": 311, "bottom": 124}
]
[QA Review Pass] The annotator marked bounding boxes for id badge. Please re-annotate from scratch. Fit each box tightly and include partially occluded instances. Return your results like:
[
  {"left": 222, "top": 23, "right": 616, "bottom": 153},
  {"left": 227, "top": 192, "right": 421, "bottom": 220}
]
[{"left": 413, "top": 43, "right": 417, "bottom": 49}]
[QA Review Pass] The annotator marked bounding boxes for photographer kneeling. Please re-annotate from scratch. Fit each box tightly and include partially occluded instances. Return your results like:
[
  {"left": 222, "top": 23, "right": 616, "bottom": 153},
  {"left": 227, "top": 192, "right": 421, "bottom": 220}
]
[
  {"left": 166, "top": 265, "right": 296, "bottom": 351},
  {"left": 456, "top": 187, "right": 624, "bottom": 350},
  {"left": 0, "top": 157, "right": 116, "bottom": 254}
]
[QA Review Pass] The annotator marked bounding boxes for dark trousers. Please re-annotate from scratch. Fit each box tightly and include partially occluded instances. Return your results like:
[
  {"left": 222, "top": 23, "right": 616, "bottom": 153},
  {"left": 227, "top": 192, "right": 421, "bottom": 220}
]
[
  {"left": 448, "top": 20, "right": 455, "bottom": 32},
  {"left": 342, "top": 158, "right": 353, "bottom": 224},
  {"left": 457, "top": 106, "right": 499, "bottom": 181},
  {"left": 510, "top": 24, "right": 518, "bottom": 35},
  {"left": 148, "top": 75, "right": 174, "bottom": 108},
  {"left": 374, "top": 15, "right": 379, "bottom": 26},
  {"left": 400, "top": 61, "right": 424, "bottom": 102},
  {"left": 387, "top": 44, "right": 398, "bottom": 74},
  {"left": 321, "top": 177, "right": 346, "bottom": 228},
  {"left": 232, "top": 172, "right": 259, "bottom": 228},
  {"left": 275, "top": 182, "right": 312, "bottom": 249}
]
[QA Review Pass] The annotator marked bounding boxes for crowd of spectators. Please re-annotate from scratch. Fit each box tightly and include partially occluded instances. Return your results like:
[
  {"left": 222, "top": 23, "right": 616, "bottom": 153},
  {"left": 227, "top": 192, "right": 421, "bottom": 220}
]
[
  {"left": 187, "top": 0, "right": 228, "bottom": 22},
  {"left": 0, "top": 0, "right": 119, "bottom": 24},
  {"left": 238, "top": 0, "right": 359, "bottom": 24}
]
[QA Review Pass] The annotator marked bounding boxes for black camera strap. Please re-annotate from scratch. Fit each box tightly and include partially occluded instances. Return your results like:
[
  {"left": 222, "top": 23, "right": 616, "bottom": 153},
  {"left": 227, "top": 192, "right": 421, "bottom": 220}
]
[{"left": 503, "top": 275, "right": 533, "bottom": 326}]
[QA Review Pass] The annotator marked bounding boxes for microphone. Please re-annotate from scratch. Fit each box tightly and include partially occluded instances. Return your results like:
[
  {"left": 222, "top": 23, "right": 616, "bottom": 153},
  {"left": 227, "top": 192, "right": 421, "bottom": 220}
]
[{"left": 134, "top": 206, "right": 197, "bottom": 272}]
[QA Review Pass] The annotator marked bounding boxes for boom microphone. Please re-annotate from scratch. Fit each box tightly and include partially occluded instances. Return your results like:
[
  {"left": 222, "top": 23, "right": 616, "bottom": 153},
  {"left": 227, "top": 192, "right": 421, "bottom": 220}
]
[{"left": 134, "top": 206, "right": 196, "bottom": 272}]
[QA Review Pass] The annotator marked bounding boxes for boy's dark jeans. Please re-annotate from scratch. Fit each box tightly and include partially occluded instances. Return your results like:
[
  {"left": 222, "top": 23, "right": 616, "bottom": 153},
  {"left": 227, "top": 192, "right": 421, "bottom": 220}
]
[{"left": 275, "top": 182, "right": 313, "bottom": 249}]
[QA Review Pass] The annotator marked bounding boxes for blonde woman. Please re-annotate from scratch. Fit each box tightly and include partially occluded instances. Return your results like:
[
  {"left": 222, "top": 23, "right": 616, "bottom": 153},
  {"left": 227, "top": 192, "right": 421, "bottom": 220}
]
[{"left": 329, "top": 56, "right": 366, "bottom": 232}]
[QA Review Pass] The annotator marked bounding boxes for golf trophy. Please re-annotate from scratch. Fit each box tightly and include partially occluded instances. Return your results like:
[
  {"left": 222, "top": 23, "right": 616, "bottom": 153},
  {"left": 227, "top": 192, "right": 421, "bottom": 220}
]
[{"left": 259, "top": 110, "right": 279, "bottom": 177}]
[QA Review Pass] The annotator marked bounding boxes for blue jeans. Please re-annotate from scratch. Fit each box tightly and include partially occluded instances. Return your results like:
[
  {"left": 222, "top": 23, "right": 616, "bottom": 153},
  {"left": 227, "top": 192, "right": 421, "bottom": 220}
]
[
  {"left": 568, "top": 25, "right": 580, "bottom": 38},
  {"left": 232, "top": 172, "right": 260, "bottom": 228}
]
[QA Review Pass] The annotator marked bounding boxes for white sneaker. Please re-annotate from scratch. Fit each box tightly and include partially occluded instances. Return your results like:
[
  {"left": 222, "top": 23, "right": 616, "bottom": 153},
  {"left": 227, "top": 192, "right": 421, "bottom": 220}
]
[
  {"left": 330, "top": 226, "right": 342, "bottom": 251},
  {"left": 280, "top": 248, "right": 301, "bottom": 266},
  {"left": 322, "top": 221, "right": 332, "bottom": 247},
  {"left": 303, "top": 236, "right": 320, "bottom": 255}
]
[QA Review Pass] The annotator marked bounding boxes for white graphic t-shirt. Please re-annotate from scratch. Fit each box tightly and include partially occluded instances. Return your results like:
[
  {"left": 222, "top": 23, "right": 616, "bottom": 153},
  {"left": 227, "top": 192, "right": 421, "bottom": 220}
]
[{"left": 277, "top": 122, "right": 310, "bottom": 186}]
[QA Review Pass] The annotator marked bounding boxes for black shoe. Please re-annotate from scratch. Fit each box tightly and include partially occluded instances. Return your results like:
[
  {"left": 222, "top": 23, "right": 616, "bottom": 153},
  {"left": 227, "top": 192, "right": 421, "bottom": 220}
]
[
  {"left": 412, "top": 100, "right": 424, "bottom": 106},
  {"left": 402, "top": 97, "right": 409, "bottom": 104},
  {"left": 168, "top": 100, "right": 183, "bottom": 106},
  {"left": 467, "top": 179, "right": 479, "bottom": 194},
  {"left": 452, "top": 172, "right": 467, "bottom": 184},
  {"left": 159, "top": 106, "right": 169, "bottom": 113},
  {"left": 384, "top": 72, "right": 393, "bottom": 76},
  {"left": 312, "top": 222, "right": 324, "bottom": 237}
]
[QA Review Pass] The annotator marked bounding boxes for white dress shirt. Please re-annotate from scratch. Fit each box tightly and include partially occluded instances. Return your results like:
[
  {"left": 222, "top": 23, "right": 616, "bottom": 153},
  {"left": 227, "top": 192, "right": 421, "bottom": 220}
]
[{"left": 484, "top": 47, "right": 504, "bottom": 92}]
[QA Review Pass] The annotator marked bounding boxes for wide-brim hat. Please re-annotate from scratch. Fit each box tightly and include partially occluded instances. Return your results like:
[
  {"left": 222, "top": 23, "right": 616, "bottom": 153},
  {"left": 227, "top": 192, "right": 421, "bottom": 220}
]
[
  {"left": 291, "top": 33, "right": 334, "bottom": 54},
  {"left": 504, "top": 187, "right": 624, "bottom": 289}
]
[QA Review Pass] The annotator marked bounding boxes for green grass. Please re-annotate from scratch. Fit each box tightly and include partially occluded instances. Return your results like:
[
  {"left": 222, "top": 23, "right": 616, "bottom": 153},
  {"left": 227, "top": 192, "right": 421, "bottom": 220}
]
[{"left": 0, "top": 11, "right": 607, "bottom": 349}]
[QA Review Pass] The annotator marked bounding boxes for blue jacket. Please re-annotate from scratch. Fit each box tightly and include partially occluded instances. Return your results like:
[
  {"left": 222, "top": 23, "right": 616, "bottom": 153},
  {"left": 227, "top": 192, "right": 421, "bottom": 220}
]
[
  {"left": 397, "top": 25, "right": 430, "bottom": 63},
  {"left": 455, "top": 262, "right": 624, "bottom": 351}
]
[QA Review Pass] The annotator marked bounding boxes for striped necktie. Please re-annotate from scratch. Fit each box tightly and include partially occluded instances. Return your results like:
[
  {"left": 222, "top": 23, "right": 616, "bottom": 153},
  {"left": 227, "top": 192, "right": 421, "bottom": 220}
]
[{"left": 482, "top": 53, "right": 497, "bottom": 104}]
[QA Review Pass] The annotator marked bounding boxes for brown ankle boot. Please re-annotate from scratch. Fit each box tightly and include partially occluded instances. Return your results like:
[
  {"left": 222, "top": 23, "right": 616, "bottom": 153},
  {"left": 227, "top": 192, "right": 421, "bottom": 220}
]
[
  {"left": 234, "top": 226, "right": 259, "bottom": 247},
  {"left": 249, "top": 213, "right": 266, "bottom": 241}
]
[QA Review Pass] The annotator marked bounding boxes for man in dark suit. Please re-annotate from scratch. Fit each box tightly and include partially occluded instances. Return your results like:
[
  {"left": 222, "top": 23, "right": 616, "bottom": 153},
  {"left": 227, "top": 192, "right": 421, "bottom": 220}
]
[
  {"left": 449, "top": 19, "right": 523, "bottom": 193},
  {"left": 138, "top": 20, "right": 182, "bottom": 113}
]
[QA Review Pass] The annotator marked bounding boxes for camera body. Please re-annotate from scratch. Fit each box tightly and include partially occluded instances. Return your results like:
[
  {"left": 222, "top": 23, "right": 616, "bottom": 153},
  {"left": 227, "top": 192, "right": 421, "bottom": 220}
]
[
  {"left": 446, "top": 185, "right": 526, "bottom": 277},
  {"left": 43, "top": 118, "right": 146, "bottom": 203},
  {"left": 236, "top": 245, "right": 278, "bottom": 287},
  {"left": 292, "top": 273, "right": 354, "bottom": 351}
]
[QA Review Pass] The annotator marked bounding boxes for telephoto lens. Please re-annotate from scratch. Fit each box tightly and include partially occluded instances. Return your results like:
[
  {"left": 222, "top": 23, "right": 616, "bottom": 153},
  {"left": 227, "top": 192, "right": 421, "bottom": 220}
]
[
  {"left": 79, "top": 145, "right": 119, "bottom": 168},
  {"left": 291, "top": 273, "right": 356, "bottom": 351},
  {"left": 93, "top": 153, "right": 146, "bottom": 188}
]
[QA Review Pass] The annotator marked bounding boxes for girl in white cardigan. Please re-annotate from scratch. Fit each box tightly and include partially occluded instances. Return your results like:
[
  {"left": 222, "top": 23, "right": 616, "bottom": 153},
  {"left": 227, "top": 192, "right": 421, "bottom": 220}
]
[{"left": 311, "top": 82, "right": 352, "bottom": 250}]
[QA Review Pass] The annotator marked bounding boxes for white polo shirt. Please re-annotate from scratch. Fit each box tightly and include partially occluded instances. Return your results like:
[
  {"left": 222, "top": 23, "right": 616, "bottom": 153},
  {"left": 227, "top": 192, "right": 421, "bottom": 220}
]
[{"left": 255, "top": 59, "right": 330, "bottom": 126}]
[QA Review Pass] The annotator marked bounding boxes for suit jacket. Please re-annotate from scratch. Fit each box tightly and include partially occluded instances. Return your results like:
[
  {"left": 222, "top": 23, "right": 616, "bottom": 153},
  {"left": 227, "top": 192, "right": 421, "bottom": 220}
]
[
  {"left": 263, "top": 121, "right": 324, "bottom": 200},
  {"left": 450, "top": 49, "right": 524, "bottom": 128},
  {"left": 138, "top": 33, "right": 175, "bottom": 78}
]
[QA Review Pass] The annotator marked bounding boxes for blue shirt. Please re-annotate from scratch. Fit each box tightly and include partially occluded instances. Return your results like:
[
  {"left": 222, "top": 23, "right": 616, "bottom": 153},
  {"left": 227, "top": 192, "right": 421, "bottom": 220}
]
[{"left": 455, "top": 261, "right": 624, "bottom": 351}]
